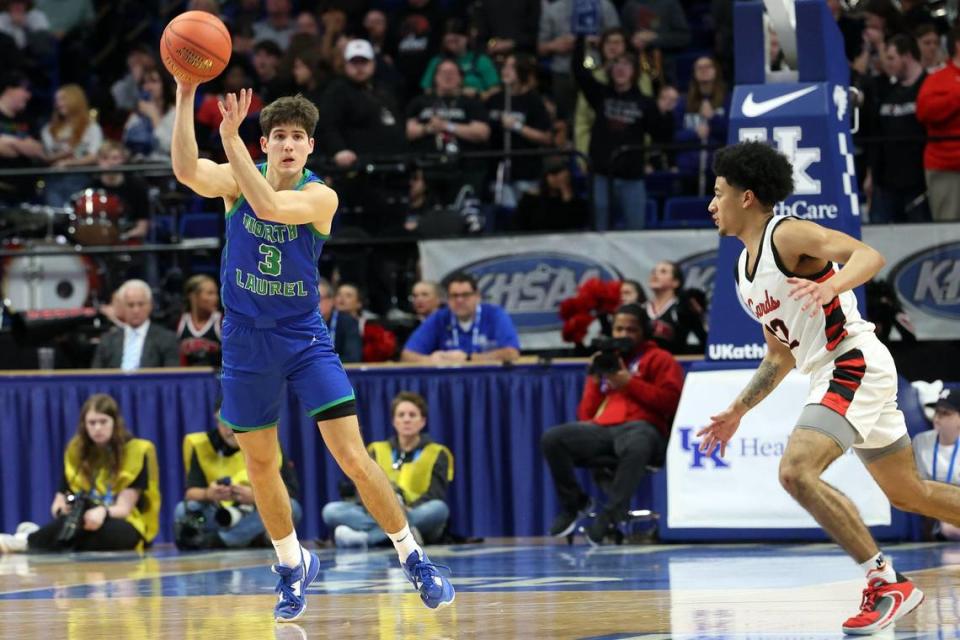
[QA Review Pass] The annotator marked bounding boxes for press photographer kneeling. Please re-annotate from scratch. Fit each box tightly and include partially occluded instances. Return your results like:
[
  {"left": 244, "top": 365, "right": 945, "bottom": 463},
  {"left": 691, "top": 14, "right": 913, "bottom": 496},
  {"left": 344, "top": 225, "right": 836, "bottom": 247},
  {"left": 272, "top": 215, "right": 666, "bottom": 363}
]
[
  {"left": 540, "top": 304, "right": 683, "bottom": 545},
  {"left": 173, "top": 401, "right": 301, "bottom": 550},
  {"left": 0, "top": 394, "right": 160, "bottom": 553}
]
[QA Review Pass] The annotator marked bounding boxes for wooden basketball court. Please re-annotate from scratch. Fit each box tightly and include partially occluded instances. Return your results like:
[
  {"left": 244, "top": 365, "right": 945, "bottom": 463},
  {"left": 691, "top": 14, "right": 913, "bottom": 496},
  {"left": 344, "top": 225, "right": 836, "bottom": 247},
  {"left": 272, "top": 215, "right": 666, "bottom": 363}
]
[{"left": 1, "top": 539, "right": 957, "bottom": 639}]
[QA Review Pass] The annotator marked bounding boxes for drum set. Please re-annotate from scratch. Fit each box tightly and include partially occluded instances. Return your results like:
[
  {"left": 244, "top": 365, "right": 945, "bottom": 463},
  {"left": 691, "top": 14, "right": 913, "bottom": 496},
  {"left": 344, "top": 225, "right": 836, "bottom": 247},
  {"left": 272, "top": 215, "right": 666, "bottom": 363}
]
[{"left": 1, "top": 189, "right": 128, "bottom": 312}]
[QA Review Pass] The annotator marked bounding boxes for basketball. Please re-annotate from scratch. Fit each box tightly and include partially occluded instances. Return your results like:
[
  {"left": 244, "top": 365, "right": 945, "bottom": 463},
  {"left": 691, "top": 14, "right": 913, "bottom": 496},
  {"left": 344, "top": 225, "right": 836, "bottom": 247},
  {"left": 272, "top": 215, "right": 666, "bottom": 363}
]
[{"left": 160, "top": 11, "right": 231, "bottom": 85}]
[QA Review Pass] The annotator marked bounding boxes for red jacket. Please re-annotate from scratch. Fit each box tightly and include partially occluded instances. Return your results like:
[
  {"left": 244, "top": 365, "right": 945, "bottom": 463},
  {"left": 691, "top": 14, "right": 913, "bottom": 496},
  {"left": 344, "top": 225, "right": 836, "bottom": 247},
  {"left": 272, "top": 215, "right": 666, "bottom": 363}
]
[
  {"left": 577, "top": 340, "right": 683, "bottom": 437},
  {"left": 916, "top": 60, "right": 960, "bottom": 171}
]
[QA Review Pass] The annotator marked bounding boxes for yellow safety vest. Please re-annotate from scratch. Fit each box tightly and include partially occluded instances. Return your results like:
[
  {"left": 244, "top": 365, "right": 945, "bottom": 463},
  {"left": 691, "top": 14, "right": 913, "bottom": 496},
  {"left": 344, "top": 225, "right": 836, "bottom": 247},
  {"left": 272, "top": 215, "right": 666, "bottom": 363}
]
[
  {"left": 63, "top": 437, "right": 161, "bottom": 545},
  {"left": 182, "top": 431, "right": 281, "bottom": 506},
  {"left": 368, "top": 440, "right": 454, "bottom": 506}
]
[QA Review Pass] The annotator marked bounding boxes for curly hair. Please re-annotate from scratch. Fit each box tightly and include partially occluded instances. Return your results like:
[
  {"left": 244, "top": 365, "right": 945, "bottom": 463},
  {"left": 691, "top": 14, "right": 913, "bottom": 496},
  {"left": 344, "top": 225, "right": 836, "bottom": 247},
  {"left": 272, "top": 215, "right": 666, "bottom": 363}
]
[
  {"left": 259, "top": 93, "right": 319, "bottom": 137},
  {"left": 712, "top": 141, "right": 795, "bottom": 209}
]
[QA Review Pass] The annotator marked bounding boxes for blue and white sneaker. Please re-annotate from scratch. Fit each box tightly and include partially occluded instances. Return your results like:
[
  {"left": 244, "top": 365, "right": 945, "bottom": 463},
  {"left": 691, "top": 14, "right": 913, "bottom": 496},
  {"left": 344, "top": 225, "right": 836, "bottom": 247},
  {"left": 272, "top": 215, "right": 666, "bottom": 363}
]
[
  {"left": 401, "top": 550, "right": 455, "bottom": 609},
  {"left": 272, "top": 549, "right": 320, "bottom": 623}
]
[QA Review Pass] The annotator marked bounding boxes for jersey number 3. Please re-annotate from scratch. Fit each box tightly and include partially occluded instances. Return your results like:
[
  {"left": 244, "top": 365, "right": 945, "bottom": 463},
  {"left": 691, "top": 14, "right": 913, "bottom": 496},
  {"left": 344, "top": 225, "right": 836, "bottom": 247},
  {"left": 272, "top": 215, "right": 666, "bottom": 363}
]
[
  {"left": 765, "top": 318, "right": 799, "bottom": 349},
  {"left": 258, "top": 244, "right": 282, "bottom": 276}
]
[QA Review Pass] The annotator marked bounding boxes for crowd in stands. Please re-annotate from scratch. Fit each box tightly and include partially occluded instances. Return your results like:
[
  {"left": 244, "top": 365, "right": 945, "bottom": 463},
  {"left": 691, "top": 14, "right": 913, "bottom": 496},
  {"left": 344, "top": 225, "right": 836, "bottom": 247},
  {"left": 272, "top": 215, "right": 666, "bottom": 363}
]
[
  {"left": 0, "top": 0, "right": 953, "bottom": 239},
  {"left": 0, "top": 0, "right": 954, "bottom": 365}
]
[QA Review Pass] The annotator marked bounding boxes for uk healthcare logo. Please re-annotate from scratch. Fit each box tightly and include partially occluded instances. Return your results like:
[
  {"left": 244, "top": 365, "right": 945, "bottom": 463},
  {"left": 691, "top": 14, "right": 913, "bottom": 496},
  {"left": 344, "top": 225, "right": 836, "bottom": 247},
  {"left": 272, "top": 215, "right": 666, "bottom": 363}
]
[
  {"left": 679, "top": 427, "right": 729, "bottom": 469},
  {"left": 738, "top": 126, "right": 821, "bottom": 195}
]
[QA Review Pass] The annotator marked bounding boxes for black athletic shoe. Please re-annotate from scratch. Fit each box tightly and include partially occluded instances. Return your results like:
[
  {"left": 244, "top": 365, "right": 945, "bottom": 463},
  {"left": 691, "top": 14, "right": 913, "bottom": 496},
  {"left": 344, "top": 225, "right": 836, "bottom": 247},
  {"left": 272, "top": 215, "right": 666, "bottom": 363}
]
[
  {"left": 585, "top": 511, "right": 617, "bottom": 546},
  {"left": 549, "top": 498, "right": 592, "bottom": 537}
]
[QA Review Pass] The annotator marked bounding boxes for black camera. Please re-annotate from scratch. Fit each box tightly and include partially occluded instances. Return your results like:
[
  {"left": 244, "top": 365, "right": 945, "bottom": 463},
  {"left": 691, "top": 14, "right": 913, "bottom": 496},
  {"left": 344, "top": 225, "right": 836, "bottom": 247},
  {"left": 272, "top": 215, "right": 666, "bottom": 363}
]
[
  {"left": 175, "top": 508, "right": 209, "bottom": 550},
  {"left": 588, "top": 337, "right": 635, "bottom": 375},
  {"left": 56, "top": 491, "right": 95, "bottom": 545}
]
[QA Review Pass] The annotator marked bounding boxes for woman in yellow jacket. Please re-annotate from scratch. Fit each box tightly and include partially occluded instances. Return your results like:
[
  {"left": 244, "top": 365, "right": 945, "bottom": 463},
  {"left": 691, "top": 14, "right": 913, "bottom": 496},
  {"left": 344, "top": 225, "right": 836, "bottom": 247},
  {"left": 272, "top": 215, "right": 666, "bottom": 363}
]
[
  {"left": 322, "top": 391, "right": 454, "bottom": 547},
  {"left": 0, "top": 393, "right": 160, "bottom": 553}
]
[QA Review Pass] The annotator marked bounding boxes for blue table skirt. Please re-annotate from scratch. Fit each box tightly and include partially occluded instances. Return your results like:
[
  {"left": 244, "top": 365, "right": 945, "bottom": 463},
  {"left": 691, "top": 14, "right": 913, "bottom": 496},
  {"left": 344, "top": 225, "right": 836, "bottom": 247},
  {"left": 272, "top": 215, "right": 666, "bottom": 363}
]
[{"left": 0, "top": 363, "right": 622, "bottom": 542}]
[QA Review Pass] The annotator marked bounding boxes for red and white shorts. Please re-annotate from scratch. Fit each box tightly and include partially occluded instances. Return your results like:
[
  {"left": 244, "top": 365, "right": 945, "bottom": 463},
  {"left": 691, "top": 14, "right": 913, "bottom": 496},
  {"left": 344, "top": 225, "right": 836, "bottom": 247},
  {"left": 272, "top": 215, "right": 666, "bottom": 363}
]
[{"left": 801, "top": 335, "right": 908, "bottom": 454}]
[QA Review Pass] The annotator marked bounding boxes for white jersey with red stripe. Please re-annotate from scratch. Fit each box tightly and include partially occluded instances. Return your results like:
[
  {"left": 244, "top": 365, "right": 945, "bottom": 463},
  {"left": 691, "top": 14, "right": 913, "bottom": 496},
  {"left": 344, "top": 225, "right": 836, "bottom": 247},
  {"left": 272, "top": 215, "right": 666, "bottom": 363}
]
[{"left": 735, "top": 216, "right": 875, "bottom": 374}]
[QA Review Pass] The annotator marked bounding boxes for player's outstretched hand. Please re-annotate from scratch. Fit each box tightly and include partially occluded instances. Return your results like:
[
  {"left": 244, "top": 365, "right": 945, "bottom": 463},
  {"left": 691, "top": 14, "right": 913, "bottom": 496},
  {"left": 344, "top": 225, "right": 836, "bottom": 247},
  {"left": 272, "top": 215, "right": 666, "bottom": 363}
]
[
  {"left": 218, "top": 88, "right": 253, "bottom": 138},
  {"left": 696, "top": 405, "right": 744, "bottom": 457},
  {"left": 787, "top": 276, "right": 838, "bottom": 317}
]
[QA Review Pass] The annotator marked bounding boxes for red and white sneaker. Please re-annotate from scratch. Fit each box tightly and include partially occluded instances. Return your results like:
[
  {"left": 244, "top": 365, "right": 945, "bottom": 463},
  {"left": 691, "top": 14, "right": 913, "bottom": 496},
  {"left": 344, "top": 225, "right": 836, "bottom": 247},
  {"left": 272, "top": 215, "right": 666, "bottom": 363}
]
[{"left": 842, "top": 572, "right": 924, "bottom": 635}]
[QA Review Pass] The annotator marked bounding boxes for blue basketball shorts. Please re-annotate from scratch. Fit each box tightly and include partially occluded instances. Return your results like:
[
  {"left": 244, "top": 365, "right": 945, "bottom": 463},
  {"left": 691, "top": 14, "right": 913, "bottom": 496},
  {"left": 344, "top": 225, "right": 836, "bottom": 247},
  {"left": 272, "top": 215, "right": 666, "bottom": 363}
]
[{"left": 219, "top": 310, "right": 356, "bottom": 431}]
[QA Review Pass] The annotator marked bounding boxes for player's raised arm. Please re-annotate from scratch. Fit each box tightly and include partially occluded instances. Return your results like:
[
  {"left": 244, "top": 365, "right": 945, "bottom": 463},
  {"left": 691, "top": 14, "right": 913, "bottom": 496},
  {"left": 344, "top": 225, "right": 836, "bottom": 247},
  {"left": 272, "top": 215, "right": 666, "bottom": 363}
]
[
  {"left": 217, "top": 90, "right": 338, "bottom": 227},
  {"left": 697, "top": 326, "right": 795, "bottom": 456},
  {"left": 170, "top": 80, "right": 239, "bottom": 199},
  {"left": 775, "top": 219, "right": 886, "bottom": 315}
]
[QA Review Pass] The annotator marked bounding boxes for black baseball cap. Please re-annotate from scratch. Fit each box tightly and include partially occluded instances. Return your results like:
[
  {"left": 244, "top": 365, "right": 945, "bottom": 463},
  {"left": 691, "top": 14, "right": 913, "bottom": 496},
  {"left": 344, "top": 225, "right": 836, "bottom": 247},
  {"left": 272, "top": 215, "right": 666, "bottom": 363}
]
[{"left": 928, "top": 389, "right": 960, "bottom": 413}]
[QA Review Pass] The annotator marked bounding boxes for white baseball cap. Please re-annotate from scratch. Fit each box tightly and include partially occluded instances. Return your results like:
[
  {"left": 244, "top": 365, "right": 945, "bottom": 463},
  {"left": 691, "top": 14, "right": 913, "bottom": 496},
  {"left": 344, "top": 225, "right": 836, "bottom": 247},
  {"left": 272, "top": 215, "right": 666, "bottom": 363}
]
[{"left": 344, "top": 39, "right": 375, "bottom": 61}]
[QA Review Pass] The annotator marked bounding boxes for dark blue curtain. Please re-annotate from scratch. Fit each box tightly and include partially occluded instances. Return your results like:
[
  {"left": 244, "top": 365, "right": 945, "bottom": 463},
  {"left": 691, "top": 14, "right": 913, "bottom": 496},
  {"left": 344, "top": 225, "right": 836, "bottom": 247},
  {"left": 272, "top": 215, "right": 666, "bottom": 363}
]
[
  {"left": 0, "top": 371, "right": 220, "bottom": 544},
  {"left": 1, "top": 363, "right": 631, "bottom": 542}
]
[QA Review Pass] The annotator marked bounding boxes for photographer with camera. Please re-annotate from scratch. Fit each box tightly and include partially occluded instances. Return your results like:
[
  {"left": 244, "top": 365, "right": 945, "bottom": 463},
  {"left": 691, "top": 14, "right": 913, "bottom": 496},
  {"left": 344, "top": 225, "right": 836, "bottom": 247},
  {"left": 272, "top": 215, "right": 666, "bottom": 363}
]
[
  {"left": 173, "top": 400, "right": 301, "bottom": 550},
  {"left": 0, "top": 393, "right": 160, "bottom": 553},
  {"left": 322, "top": 391, "right": 453, "bottom": 548},
  {"left": 540, "top": 304, "right": 682, "bottom": 545}
]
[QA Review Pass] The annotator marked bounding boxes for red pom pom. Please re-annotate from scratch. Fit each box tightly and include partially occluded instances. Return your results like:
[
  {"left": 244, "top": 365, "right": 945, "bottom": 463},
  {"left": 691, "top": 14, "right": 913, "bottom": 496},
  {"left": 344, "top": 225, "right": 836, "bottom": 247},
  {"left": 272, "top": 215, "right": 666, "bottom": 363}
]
[
  {"left": 558, "top": 295, "right": 590, "bottom": 319},
  {"left": 362, "top": 323, "right": 397, "bottom": 362},
  {"left": 578, "top": 278, "right": 604, "bottom": 308},
  {"left": 597, "top": 280, "right": 623, "bottom": 314},
  {"left": 561, "top": 313, "right": 594, "bottom": 344}
]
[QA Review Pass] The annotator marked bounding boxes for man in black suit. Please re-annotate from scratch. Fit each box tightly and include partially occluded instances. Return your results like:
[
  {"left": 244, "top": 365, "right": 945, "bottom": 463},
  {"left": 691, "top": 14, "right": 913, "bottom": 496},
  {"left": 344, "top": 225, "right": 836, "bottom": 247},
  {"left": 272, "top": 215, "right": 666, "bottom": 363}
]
[
  {"left": 319, "top": 278, "right": 362, "bottom": 363},
  {"left": 91, "top": 279, "right": 179, "bottom": 369}
]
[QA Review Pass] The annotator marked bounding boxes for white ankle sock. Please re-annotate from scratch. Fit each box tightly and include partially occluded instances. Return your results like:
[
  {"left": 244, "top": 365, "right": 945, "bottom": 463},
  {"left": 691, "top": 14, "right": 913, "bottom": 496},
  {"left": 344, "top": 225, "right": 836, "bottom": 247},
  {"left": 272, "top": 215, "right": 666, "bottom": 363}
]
[
  {"left": 387, "top": 524, "right": 422, "bottom": 563},
  {"left": 271, "top": 531, "right": 303, "bottom": 568},
  {"left": 860, "top": 552, "right": 896, "bottom": 583}
]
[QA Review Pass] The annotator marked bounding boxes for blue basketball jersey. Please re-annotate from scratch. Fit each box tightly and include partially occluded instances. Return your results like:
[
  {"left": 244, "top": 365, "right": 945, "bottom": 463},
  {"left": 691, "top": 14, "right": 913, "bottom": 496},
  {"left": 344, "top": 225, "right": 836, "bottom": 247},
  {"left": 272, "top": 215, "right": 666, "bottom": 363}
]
[{"left": 220, "top": 164, "right": 327, "bottom": 320}]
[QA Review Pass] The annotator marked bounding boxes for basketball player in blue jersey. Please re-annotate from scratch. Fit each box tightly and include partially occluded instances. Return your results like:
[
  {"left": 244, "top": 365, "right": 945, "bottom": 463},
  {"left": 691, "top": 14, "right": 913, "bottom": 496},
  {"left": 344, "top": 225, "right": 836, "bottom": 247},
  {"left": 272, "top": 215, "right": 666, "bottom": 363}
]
[{"left": 170, "top": 83, "right": 454, "bottom": 622}]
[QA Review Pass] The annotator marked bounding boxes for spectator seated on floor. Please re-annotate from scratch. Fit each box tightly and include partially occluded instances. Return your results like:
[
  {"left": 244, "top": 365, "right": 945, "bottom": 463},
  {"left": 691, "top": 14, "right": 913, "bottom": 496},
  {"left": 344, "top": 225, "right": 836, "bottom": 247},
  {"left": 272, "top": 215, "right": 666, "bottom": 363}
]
[
  {"left": 913, "top": 389, "right": 960, "bottom": 541},
  {"left": 540, "top": 304, "right": 682, "bottom": 545},
  {"left": 322, "top": 391, "right": 453, "bottom": 547},
  {"left": 173, "top": 399, "right": 301, "bottom": 550},
  {"left": 0, "top": 393, "right": 160, "bottom": 554}
]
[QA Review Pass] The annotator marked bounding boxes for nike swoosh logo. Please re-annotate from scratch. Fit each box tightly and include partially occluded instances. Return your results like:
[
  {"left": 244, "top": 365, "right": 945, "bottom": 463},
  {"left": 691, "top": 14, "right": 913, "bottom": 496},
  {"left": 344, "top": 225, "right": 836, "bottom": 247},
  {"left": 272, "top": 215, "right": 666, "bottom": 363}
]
[{"left": 741, "top": 86, "right": 818, "bottom": 117}]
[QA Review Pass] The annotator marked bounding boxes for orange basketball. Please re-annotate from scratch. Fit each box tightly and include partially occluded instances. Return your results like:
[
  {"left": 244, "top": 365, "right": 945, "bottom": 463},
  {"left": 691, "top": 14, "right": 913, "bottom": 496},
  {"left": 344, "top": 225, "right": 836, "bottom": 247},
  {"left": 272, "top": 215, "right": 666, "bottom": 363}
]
[{"left": 160, "top": 11, "right": 231, "bottom": 85}]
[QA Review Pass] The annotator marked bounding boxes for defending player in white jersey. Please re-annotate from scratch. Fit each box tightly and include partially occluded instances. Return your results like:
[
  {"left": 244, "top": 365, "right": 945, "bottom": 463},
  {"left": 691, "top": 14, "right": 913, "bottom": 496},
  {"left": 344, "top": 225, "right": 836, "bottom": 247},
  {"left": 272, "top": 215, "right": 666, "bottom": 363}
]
[{"left": 698, "top": 141, "right": 960, "bottom": 635}]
